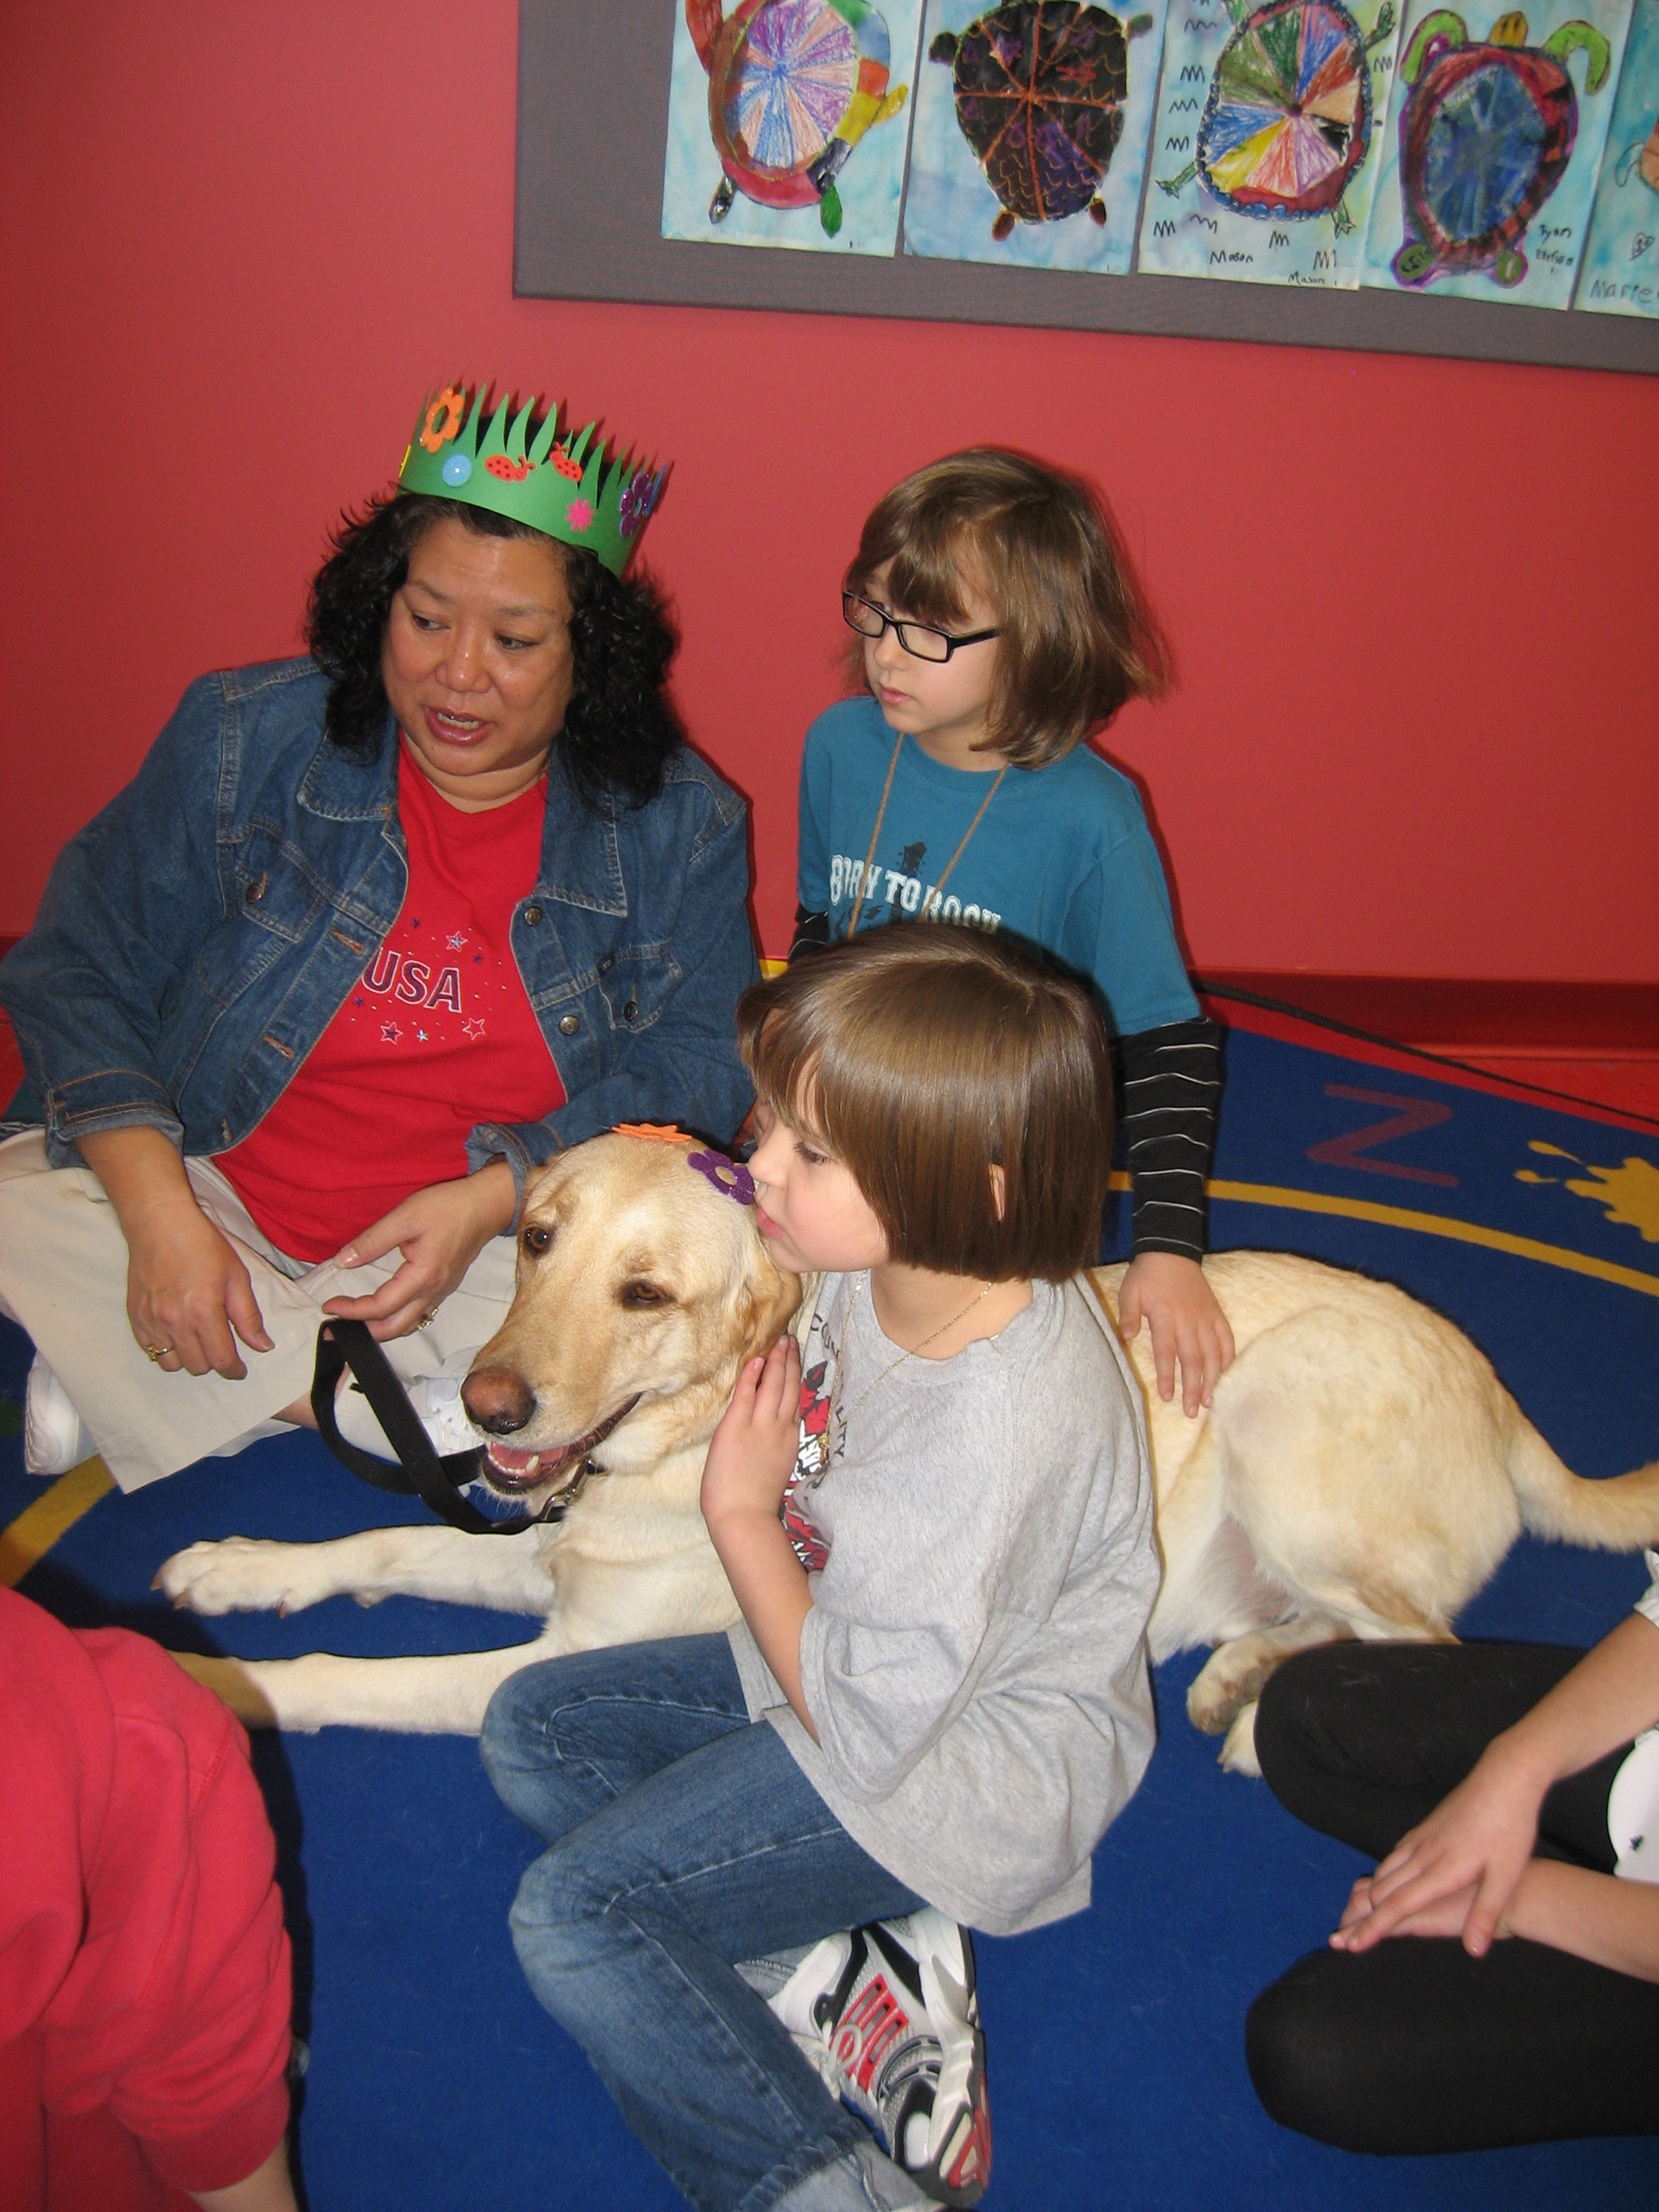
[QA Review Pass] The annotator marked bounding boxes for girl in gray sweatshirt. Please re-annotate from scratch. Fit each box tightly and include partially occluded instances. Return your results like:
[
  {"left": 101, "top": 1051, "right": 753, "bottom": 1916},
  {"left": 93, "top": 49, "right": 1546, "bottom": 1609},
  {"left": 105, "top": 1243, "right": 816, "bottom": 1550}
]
[{"left": 481, "top": 925, "right": 1161, "bottom": 2212}]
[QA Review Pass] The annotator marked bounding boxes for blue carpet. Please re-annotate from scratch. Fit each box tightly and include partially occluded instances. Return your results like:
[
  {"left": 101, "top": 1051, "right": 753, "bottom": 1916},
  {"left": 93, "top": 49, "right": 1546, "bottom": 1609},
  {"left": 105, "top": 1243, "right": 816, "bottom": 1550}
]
[{"left": 2, "top": 1020, "right": 1656, "bottom": 2209}]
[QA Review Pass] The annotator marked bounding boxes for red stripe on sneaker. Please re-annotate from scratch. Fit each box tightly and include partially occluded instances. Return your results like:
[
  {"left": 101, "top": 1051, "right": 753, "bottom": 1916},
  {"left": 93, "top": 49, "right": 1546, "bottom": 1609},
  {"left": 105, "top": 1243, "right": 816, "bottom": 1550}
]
[{"left": 835, "top": 1977, "right": 911, "bottom": 2092}]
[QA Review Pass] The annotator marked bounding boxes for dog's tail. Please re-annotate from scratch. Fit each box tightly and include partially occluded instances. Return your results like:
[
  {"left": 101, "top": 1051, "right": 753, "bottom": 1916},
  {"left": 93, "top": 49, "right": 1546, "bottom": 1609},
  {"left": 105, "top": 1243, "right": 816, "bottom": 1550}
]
[{"left": 1507, "top": 1411, "right": 1659, "bottom": 1550}]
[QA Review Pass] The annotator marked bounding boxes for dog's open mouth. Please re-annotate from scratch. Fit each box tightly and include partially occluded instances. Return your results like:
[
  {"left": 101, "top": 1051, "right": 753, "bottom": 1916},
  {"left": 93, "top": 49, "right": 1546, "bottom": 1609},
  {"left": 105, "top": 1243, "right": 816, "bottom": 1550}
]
[{"left": 481, "top": 1395, "right": 641, "bottom": 1495}]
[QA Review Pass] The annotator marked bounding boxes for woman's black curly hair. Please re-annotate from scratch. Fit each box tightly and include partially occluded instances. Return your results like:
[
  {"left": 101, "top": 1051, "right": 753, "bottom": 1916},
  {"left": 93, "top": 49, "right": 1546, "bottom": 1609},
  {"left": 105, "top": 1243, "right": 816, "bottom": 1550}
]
[{"left": 305, "top": 493, "right": 682, "bottom": 810}]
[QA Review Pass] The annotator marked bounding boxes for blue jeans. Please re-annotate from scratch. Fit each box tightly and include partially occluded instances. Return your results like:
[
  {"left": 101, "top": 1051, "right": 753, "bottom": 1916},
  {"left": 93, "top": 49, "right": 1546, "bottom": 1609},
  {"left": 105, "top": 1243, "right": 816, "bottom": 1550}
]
[{"left": 480, "top": 1634, "right": 931, "bottom": 2212}]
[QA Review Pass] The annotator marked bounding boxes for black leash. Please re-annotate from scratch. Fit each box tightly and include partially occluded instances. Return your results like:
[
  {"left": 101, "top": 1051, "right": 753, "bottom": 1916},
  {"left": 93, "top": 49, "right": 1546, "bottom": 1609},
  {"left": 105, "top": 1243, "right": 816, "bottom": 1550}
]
[{"left": 310, "top": 1319, "right": 555, "bottom": 1537}]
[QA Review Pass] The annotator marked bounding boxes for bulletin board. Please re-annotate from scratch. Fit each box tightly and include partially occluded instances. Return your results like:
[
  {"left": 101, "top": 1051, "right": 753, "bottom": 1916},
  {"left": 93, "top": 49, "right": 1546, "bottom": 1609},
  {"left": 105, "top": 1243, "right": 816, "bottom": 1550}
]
[{"left": 515, "top": 0, "right": 1659, "bottom": 372}]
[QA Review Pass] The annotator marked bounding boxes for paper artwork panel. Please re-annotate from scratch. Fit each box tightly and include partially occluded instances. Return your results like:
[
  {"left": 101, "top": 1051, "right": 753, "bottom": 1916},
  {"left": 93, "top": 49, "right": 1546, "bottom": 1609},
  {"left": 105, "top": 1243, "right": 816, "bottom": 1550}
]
[
  {"left": 661, "top": 0, "right": 925, "bottom": 254},
  {"left": 1361, "top": 0, "right": 1634, "bottom": 305},
  {"left": 902, "top": 0, "right": 1171, "bottom": 271},
  {"left": 1135, "top": 0, "right": 1403, "bottom": 286},
  {"left": 1576, "top": 0, "right": 1659, "bottom": 312}
]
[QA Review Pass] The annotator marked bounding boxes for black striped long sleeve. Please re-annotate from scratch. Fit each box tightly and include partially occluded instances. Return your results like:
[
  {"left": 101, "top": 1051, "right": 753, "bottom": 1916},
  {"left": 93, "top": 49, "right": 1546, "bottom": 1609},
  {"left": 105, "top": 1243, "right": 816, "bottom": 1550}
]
[{"left": 1117, "top": 1016, "right": 1221, "bottom": 1262}]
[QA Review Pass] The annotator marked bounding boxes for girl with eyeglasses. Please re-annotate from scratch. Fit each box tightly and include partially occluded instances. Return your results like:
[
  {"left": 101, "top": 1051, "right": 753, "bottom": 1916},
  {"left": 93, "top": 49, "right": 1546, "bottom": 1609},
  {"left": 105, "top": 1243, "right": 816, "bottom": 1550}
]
[{"left": 793, "top": 448, "right": 1234, "bottom": 1418}]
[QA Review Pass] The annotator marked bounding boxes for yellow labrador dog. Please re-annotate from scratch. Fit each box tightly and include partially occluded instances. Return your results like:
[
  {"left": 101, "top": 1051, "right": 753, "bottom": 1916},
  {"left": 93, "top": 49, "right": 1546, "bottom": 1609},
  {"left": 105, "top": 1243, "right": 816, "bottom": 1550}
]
[
  {"left": 160, "top": 1143, "right": 1659, "bottom": 1761},
  {"left": 157, "top": 1132, "right": 798, "bottom": 1733},
  {"left": 1091, "top": 1250, "right": 1659, "bottom": 1772}
]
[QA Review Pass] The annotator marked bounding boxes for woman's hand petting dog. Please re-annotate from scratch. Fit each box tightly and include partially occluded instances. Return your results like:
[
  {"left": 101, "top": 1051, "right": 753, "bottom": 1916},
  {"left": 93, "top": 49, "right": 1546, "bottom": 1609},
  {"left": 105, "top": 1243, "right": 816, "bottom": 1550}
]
[{"left": 324, "top": 1161, "right": 518, "bottom": 1340}]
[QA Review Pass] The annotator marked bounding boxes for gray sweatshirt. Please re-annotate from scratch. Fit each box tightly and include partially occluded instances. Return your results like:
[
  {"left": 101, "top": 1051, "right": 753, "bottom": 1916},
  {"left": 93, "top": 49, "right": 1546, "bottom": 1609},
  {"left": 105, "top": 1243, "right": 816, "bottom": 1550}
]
[{"left": 728, "top": 1270, "right": 1160, "bottom": 1936}]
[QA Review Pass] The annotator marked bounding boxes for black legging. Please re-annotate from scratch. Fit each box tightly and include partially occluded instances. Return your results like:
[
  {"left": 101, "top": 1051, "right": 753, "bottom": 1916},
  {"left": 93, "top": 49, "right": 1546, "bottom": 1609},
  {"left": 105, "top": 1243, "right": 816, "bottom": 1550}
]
[{"left": 1246, "top": 1641, "right": 1659, "bottom": 2154}]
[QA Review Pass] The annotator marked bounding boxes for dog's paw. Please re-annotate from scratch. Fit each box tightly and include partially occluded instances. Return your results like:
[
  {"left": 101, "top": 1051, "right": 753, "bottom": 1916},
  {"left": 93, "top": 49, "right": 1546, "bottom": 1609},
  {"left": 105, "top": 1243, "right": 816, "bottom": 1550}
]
[
  {"left": 1217, "top": 1700, "right": 1262, "bottom": 1776},
  {"left": 153, "top": 1537, "right": 329, "bottom": 1618},
  {"left": 1185, "top": 1651, "right": 1249, "bottom": 1735}
]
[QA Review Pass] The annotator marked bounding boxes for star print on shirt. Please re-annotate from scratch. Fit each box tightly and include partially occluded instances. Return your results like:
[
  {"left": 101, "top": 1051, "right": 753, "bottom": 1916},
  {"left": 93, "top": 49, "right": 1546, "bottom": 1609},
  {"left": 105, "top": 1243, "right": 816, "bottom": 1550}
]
[
  {"left": 461, "top": 1018, "right": 486, "bottom": 1039},
  {"left": 446, "top": 931, "right": 468, "bottom": 950},
  {"left": 381, "top": 1020, "right": 402, "bottom": 1045}
]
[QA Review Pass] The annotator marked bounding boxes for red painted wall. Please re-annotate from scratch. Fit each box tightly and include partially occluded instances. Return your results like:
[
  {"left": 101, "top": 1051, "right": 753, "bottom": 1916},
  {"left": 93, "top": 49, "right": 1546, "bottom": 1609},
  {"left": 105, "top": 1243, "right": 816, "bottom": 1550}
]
[{"left": 3, "top": 3, "right": 1655, "bottom": 979}]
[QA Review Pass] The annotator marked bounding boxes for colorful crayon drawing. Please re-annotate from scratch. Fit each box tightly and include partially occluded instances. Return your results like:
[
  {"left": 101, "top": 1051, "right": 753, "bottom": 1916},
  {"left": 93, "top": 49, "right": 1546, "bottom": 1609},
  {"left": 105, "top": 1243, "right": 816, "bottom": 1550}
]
[
  {"left": 1362, "top": 0, "right": 1633, "bottom": 303},
  {"left": 1136, "top": 0, "right": 1403, "bottom": 283},
  {"left": 1577, "top": 0, "right": 1659, "bottom": 314},
  {"left": 904, "top": 0, "right": 1170, "bottom": 270},
  {"left": 661, "top": 0, "right": 925, "bottom": 254},
  {"left": 1164, "top": 1, "right": 1397, "bottom": 227}
]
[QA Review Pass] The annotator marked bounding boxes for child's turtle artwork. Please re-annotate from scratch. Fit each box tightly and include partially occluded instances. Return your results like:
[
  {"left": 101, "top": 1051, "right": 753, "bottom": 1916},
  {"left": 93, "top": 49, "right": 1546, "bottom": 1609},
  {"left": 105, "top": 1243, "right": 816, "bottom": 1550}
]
[
  {"left": 930, "top": 2, "right": 1156, "bottom": 238},
  {"left": 1361, "top": 0, "right": 1632, "bottom": 305},
  {"left": 661, "top": 0, "right": 925, "bottom": 255},
  {"left": 904, "top": 0, "right": 1171, "bottom": 269},
  {"left": 1158, "top": 0, "right": 1398, "bottom": 233},
  {"left": 1137, "top": 0, "right": 1402, "bottom": 282},
  {"left": 1576, "top": 0, "right": 1659, "bottom": 315},
  {"left": 1391, "top": 10, "right": 1612, "bottom": 283}
]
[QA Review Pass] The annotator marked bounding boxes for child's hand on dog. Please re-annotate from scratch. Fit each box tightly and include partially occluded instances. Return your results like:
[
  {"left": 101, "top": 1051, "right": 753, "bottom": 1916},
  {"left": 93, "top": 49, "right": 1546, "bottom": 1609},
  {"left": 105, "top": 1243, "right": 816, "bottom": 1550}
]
[
  {"left": 702, "top": 1334, "right": 803, "bottom": 1531},
  {"left": 702, "top": 1335, "right": 817, "bottom": 1738},
  {"left": 1116, "top": 1251, "right": 1236, "bottom": 1417}
]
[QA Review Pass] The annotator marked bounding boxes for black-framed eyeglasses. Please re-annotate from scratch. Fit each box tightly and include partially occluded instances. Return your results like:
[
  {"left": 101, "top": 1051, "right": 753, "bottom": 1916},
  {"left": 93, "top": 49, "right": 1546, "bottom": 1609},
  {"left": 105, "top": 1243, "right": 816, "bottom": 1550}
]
[{"left": 842, "top": 592, "right": 1001, "bottom": 664}]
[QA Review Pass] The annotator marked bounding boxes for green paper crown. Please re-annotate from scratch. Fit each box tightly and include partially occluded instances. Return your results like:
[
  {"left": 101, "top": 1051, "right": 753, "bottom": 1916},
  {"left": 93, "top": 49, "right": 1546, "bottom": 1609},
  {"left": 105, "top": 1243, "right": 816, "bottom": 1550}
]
[{"left": 397, "top": 382, "right": 664, "bottom": 575}]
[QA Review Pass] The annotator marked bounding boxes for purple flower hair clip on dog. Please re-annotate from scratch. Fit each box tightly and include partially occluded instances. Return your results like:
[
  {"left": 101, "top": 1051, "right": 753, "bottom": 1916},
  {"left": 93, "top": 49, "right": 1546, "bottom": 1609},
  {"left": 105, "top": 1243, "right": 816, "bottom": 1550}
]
[{"left": 686, "top": 1148, "right": 755, "bottom": 1207}]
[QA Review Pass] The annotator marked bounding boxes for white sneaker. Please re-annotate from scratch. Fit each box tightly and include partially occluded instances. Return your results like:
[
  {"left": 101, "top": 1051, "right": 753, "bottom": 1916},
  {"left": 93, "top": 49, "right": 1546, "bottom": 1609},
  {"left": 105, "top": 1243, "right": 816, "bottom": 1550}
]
[
  {"left": 334, "top": 1357, "right": 488, "bottom": 1463},
  {"left": 766, "top": 1909, "right": 991, "bottom": 2207},
  {"left": 23, "top": 1357, "right": 91, "bottom": 1476}
]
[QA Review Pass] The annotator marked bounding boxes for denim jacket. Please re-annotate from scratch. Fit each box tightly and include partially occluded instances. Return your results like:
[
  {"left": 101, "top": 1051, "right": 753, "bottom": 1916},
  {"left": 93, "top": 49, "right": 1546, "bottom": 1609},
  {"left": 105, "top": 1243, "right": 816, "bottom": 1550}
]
[{"left": 0, "top": 658, "right": 759, "bottom": 1211}]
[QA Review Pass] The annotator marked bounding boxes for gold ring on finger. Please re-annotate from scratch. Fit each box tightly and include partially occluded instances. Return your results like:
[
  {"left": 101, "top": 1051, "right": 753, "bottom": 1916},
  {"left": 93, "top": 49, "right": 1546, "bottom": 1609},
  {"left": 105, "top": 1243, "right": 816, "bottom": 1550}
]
[{"left": 145, "top": 1343, "right": 174, "bottom": 1363}]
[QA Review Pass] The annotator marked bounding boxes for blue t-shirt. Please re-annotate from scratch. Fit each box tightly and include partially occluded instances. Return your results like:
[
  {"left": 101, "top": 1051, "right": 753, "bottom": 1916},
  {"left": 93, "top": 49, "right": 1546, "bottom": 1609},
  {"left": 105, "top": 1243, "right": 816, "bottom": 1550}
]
[{"left": 797, "top": 696, "right": 1198, "bottom": 1039}]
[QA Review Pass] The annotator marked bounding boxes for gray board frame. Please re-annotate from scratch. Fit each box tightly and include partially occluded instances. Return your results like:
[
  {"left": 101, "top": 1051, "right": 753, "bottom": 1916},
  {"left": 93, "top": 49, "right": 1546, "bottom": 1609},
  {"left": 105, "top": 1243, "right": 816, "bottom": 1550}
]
[{"left": 516, "top": 0, "right": 1659, "bottom": 375}]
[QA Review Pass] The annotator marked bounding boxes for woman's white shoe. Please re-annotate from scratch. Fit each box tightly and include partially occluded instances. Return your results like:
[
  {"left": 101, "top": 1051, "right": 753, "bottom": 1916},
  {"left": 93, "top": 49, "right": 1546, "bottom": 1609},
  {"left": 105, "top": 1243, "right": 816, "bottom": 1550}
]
[{"left": 23, "top": 1357, "right": 90, "bottom": 1476}]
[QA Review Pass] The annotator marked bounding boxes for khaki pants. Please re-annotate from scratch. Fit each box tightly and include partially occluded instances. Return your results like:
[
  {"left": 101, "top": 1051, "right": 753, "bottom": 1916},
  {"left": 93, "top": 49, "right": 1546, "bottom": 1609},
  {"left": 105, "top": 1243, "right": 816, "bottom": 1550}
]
[{"left": 0, "top": 1131, "right": 516, "bottom": 1491}]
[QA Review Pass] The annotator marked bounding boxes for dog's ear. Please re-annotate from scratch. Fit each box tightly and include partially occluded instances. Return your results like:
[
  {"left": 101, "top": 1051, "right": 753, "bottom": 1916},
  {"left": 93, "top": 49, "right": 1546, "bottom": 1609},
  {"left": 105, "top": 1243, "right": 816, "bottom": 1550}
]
[{"left": 730, "top": 1249, "right": 802, "bottom": 1363}]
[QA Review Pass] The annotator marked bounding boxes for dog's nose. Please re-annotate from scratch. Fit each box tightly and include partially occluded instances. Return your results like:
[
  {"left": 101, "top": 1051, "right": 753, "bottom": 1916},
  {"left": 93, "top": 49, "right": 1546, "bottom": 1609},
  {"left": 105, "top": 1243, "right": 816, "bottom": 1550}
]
[{"left": 461, "top": 1366, "right": 537, "bottom": 1435}]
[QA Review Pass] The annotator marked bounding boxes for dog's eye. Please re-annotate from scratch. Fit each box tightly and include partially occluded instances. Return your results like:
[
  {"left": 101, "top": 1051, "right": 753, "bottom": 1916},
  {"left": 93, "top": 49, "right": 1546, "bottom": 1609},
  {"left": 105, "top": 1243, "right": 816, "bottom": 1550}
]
[
  {"left": 620, "top": 1279, "right": 671, "bottom": 1309},
  {"left": 521, "top": 1224, "right": 555, "bottom": 1258}
]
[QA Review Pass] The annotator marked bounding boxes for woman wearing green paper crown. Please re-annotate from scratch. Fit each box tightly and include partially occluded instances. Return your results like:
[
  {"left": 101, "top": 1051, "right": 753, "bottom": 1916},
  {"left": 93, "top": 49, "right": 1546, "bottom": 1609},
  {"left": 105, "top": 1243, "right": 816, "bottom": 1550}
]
[{"left": 0, "top": 383, "right": 759, "bottom": 1490}]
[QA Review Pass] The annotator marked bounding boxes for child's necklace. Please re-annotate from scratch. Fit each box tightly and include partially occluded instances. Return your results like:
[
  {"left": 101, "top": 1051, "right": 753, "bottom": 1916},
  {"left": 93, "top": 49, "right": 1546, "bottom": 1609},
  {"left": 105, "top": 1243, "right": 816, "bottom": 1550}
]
[
  {"left": 829, "top": 1270, "right": 995, "bottom": 1446},
  {"left": 847, "top": 732, "right": 1007, "bottom": 938}
]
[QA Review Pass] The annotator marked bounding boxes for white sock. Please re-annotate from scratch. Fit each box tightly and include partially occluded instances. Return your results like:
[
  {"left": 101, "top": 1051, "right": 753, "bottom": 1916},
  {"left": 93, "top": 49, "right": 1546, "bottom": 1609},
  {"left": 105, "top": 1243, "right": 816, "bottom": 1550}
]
[{"left": 23, "top": 1357, "right": 90, "bottom": 1477}]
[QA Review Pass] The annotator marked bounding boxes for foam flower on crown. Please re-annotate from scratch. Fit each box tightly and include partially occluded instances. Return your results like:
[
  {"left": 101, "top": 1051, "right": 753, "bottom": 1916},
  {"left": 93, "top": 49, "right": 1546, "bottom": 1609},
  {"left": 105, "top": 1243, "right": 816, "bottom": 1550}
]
[{"left": 397, "top": 382, "right": 665, "bottom": 575}]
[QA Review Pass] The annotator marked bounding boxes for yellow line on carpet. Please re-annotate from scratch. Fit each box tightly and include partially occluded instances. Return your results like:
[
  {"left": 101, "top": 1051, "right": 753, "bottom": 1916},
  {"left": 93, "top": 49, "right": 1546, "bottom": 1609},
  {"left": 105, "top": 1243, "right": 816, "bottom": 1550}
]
[
  {"left": 1109, "top": 1173, "right": 1659, "bottom": 1299},
  {"left": 0, "top": 1457, "right": 115, "bottom": 1589}
]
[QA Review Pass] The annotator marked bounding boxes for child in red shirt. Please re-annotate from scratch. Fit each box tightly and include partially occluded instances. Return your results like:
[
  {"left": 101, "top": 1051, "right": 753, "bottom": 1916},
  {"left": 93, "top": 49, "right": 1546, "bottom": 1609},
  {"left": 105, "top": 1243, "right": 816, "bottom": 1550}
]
[{"left": 0, "top": 1590, "right": 297, "bottom": 2211}]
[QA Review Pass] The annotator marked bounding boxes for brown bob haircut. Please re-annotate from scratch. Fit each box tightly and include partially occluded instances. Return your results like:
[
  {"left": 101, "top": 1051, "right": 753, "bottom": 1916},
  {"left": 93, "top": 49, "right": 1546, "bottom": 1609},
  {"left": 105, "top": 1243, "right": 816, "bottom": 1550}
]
[
  {"left": 738, "top": 925, "right": 1114, "bottom": 1282},
  {"left": 844, "top": 447, "right": 1172, "bottom": 769}
]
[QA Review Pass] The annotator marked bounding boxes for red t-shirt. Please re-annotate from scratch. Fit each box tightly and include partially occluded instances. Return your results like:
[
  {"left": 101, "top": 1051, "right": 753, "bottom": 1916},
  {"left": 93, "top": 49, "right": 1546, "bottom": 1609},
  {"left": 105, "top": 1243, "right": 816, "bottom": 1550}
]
[{"left": 219, "top": 745, "right": 566, "bottom": 1259}]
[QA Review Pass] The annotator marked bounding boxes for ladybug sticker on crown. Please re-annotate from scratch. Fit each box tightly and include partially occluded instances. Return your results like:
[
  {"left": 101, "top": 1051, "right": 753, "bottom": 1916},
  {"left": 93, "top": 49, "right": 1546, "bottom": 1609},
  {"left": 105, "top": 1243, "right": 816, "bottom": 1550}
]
[{"left": 397, "top": 381, "right": 667, "bottom": 575}]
